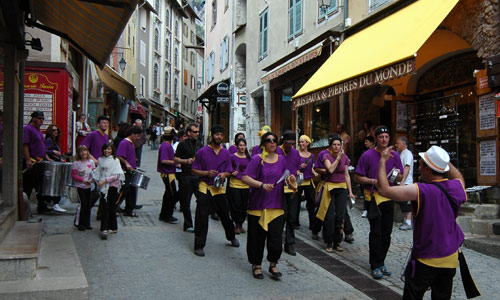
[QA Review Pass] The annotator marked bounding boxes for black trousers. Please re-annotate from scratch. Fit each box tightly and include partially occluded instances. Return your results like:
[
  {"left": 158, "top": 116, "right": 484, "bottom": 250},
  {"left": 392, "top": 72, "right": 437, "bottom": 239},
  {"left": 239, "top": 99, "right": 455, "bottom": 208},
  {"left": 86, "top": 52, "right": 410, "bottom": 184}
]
[
  {"left": 100, "top": 186, "right": 118, "bottom": 231},
  {"left": 344, "top": 210, "right": 354, "bottom": 235},
  {"left": 75, "top": 187, "right": 92, "bottom": 228},
  {"left": 284, "top": 192, "right": 298, "bottom": 246},
  {"left": 120, "top": 171, "right": 138, "bottom": 214},
  {"left": 226, "top": 186, "right": 249, "bottom": 225},
  {"left": 247, "top": 214, "right": 285, "bottom": 265},
  {"left": 398, "top": 201, "right": 412, "bottom": 213},
  {"left": 178, "top": 175, "right": 198, "bottom": 230},
  {"left": 23, "top": 161, "right": 47, "bottom": 211},
  {"left": 297, "top": 184, "right": 316, "bottom": 229},
  {"left": 194, "top": 191, "right": 235, "bottom": 250},
  {"left": 403, "top": 259, "right": 456, "bottom": 300},
  {"left": 159, "top": 175, "right": 177, "bottom": 219},
  {"left": 322, "top": 188, "right": 348, "bottom": 245},
  {"left": 369, "top": 200, "right": 394, "bottom": 270}
]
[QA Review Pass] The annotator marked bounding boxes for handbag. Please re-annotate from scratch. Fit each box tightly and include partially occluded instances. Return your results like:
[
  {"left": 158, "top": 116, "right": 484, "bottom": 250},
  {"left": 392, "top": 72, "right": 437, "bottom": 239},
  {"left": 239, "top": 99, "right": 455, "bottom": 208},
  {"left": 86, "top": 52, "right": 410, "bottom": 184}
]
[{"left": 430, "top": 182, "right": 481, "bottom": 299}]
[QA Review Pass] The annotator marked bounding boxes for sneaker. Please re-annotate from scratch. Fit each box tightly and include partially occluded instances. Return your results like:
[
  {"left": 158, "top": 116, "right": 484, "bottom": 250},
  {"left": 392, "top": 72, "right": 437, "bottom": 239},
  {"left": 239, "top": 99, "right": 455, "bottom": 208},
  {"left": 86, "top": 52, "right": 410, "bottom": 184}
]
[
  {"left": 399, "top": 223, "right": 412, "bottom": 231},
  {"left": 361, "top": 210, "right": 368, "bottom": 218},
  {"left": 53, "top": 204, "right": 67, "bottom": 212},
  {"left": 371, "top": 268, "right": 383, "bottom": 279},
  {"left": 108, "top": 230, "right": 118, "bottom": 234},
  {"left": 334, "top": 245, "right": 344, "bottom": 252},
  {"left": 325, "top": 244, "right": 334, "bottom": 253},
  {"left": 100, "top": 231, "right": 108, "bottom": 240},
  {"left": 230, "top": 238, "right": 240, "bottom": 247},
  {"left": 380, "top": 265, "right": 391, "bottom": 276},
  {"left": 184, "top": 227, "right": 195, "bottom": 233},
  {"left": 194, "top": 248, "right": 205, "bottom": 257}
]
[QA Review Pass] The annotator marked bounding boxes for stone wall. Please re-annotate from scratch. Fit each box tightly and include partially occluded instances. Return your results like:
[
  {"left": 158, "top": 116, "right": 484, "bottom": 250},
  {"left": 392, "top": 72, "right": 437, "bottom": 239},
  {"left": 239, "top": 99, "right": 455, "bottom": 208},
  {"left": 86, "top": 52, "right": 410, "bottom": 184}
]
[{"left": 443, "top": 0, "right": 500, "bottom": 58}]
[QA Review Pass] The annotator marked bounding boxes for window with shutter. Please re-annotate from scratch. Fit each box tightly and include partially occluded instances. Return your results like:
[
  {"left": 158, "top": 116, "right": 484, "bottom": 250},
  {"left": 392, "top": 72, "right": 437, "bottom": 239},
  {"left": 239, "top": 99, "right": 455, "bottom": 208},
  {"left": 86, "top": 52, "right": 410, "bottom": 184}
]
[{"left": 259, "top": 8, "right": 268, "bottom": 59}]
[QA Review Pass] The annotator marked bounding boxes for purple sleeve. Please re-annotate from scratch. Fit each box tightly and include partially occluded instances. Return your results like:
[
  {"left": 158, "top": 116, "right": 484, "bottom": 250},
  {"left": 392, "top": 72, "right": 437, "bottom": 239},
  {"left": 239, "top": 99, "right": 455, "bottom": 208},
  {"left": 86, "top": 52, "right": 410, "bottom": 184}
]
[
  {"left": 231, "top": 155, "right": 237, "bottom": 170},
  {"left": 116, "top": 140, "right": 126, "bottom": 158},
  {"left": 159, "top": 144, "right": 169, "bottom": 161},
  {"left": 23, "top": 126, "right": 30, "bottom": 144},
  {"left": 222, "top": 150, "right": 233, "bottom": 173},
  {"left": 243, "top": 155, "right": 262, "bottom": 180},
  {"left": 355, "top": 152, "right": 368, "bottom": 176},
  {"left": 167, "top": 144, "right": 175, "bottom": 160},
  {"left": 192, "top": 150, "right": 203, "bottom": 170},
  {"left": 344, "top": 155, "right": 351, "bottom": 167},
  {"left": 80, "top": 133, "right": 92, "bottom": 148}
]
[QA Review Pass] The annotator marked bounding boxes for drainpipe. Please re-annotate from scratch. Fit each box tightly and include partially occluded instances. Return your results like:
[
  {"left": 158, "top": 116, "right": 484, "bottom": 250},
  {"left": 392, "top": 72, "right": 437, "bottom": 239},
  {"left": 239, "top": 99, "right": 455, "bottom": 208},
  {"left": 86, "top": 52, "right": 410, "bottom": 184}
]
[{"left": 339, "top": 0, "right": 349, "bottom": 125}]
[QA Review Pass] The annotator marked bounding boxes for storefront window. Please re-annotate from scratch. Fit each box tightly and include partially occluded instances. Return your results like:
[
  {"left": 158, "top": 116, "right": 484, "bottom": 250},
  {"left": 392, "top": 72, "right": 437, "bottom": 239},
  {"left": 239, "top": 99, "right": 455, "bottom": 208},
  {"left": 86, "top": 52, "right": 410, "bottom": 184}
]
[
  {"left": 296, "top": 106, "right": 304, "bottom": 137},
  {"left": 311, "top": 100, "right": 330, "bottom": 148}
]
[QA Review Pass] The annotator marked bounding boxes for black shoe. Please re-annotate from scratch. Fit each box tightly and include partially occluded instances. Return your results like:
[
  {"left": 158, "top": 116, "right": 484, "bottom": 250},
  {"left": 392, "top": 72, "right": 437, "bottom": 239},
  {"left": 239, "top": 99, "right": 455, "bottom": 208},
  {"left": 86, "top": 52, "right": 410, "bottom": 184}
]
[
  {"left": 194, "top": 248, "right": 205, "bottom": 257},
  {"left": 252, "top": 265, "right": 264, "bottom": 279},
  {"left": 230, "top": 238, "right": 240, "bottom": 247},
  {"left": 268, "top": 265, "right": 282, "bottom": 279},
  {"left": 135, "top": 205, "right": 143, "bottom": 209},
  {"left": 159, "top": 216, "right": 178, "bottom": 224},
  {"left": 86, "top": 226, "right": 93, "bottom": 230},
  {"left": 345, "top": 234, "right": 354, "bottom": 243},
  {"left": 37, "top": 207, "right": 53, "bottom": 214},
  {"left": 117, "top": 208, "right": 125, "bottom": 213},
  {"left": 284, "top": 245, "right": 296, "bottom": 256},
  {"left": 77, "top": 226, "right": 86, "bottom": 231},
  {"left": 100, "top": 231, "right": 108, "bottom": 240}
]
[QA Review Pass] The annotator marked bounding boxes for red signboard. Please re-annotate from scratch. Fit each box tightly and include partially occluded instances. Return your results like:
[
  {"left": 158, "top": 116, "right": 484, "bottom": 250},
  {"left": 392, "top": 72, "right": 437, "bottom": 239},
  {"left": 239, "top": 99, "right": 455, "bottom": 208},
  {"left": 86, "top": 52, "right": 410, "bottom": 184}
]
[{"left": 0, "top": 65, "right": 73, "bottom": 153}]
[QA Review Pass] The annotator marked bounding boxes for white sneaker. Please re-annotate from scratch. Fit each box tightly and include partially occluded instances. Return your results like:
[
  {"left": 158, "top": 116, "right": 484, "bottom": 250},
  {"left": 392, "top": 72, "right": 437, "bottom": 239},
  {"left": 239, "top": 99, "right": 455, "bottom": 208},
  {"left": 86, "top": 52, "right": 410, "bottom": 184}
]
[
  {"left": 361, "top": 210, "right": 368, "bottom": 218},
  {"left": 53, "top": 204, "right": 67, "bottom": 212}
]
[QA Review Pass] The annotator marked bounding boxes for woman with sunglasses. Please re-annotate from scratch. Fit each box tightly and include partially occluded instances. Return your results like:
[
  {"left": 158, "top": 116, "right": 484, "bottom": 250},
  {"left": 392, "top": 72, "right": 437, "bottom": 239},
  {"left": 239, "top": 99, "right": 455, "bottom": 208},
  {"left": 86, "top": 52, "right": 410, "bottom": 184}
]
[
  {"left": 242, "top": 132, "right": 294, "bottom": 280},
  {"left": 43, "top": 124, "right": 67, "bottom": 212},
  {"left": 315, "top": 134, "right": 355, "bottom": 253}
]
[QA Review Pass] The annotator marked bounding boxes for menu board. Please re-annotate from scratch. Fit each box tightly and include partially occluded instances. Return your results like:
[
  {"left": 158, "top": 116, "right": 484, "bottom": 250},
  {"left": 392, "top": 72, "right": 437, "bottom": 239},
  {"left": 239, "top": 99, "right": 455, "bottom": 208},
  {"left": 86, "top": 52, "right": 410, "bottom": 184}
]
[
  {"left": 396, "top": 101, "right": 410, "bottom": 131},
  {"left": 479, "top": 139, "right": 497, "bottom": 176},
  {"left": 479, "top": 93, "right": 496, "bottom": 130}
]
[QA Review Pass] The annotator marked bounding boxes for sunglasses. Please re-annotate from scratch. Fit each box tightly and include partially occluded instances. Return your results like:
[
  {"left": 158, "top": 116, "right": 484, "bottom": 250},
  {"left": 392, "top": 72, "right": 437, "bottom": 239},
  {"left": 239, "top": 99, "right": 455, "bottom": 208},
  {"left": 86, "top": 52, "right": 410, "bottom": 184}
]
[
  {"left": 265, "top": 138, "right": 276, "bottom": 143},
  {"left": 36, "top": 117, "right": 45, "bottom": 120},
  {"left": 190, "top": 130, "right": 200, "bottom": 133}
]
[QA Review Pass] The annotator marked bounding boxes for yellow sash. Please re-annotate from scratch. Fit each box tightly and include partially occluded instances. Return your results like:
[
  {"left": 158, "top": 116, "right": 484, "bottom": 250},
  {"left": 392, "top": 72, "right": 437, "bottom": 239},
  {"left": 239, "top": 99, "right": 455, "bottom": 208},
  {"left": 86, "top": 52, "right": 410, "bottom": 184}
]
[
  {"left": 315, "top": 182, "right": 347, "bottom": 221},
  {"left": 229, "top": 177, "right": 249, "bottom": 189},
  {"left": 248, "top": 209, "right": 284, "bottom": 231},
  {"left": 199, "top": 180, "right": 225, "bottom": 196},
  {"left": 160, "top": 173, "right": 176, "bottom": 184}
]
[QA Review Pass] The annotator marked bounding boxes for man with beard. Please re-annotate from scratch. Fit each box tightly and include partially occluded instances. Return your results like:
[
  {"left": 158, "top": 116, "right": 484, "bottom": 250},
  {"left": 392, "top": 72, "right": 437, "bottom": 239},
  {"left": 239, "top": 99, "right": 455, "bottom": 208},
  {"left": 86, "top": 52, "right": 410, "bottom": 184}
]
[
  {"left": 191, "top": 125, "right": 239, "bottom": 256},
  {"left": 276, "top": 130, "right": 301, "bottom": 256},
  {"left": 174, "top": 123, "right": 202, "bottom": 232},
  {"left": 355, "top": 125, "right": 404, "bottom": 279},
  {"left": 81, "top": 115, "right": 110, "bottom": 165}
]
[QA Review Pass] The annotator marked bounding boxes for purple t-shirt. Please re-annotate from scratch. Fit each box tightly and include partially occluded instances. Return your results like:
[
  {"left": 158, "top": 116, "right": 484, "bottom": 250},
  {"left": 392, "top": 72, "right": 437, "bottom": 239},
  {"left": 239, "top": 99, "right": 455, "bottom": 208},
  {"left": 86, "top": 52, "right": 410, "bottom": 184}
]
[
  {"left": 192, "top": 145, "right": 233, "bottom": 185},
  {"left": 228, "top": 144, "right": 238, "bottom": 154},
  {"left": 243, "top": 154, "right": 286, "bottom": 210},
  {"left": 251, "top": 145, "right": 262, "bottom": 157},
  {"left": 321, "top": 153, "right": 350, "bottom": 183},
  {"left": 23, "top": 124, "right": 46, "bottom": 159},
  {"left": 413, "top": 179, "right": 466, "bottom": 259},
  {"left": 299, "top": 154, "right": 315, "bottom": 180},
  {"left": 117, "top": 139, "right": 136, "bottom": 169},
  {"left": 355, "top": 148, "right": 403, "bottom": 191},
  {"left": 277, "top": 146, "right": 300, "bottom": 176},
  {"left": 157, "top": 141, "right": 175, "bottom": 174},
  {"left": 81, "top": 130, "right": 109, "bottom": 159},
  {"left": 231, "top": 154, "right": 251, "bottom": 180}
]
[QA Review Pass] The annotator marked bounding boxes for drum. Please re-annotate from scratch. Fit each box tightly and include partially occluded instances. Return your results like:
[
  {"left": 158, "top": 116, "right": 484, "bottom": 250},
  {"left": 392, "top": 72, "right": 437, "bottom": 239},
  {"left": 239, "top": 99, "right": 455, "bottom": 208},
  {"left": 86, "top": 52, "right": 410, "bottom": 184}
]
[
  {"left": 213, "top": 175, "right": 225, "bottom": 188},
  {"left": 41, "top": 161, "right": 73, "bottom": 196},
  {"left": 131, "top": 171, "right": 150, "bottom": 190}
]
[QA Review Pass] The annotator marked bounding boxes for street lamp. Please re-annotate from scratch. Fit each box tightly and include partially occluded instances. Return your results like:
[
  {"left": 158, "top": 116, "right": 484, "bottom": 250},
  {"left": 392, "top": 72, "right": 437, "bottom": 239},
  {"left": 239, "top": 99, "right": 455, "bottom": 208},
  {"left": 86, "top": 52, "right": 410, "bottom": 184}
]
[
  {"left": 318, "top": 0, "right": 332, "bottom": 12},
  {"left": 119, "top": 57, "right": 127, "bottom": 72}
]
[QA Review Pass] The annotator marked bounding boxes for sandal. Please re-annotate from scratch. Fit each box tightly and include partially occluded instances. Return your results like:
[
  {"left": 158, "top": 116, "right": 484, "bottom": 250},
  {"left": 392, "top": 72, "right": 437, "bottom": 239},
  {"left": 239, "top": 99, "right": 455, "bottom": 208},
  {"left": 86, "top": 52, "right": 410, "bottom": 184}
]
[
  {"left": 125, "top": 212, "right": 138, "bottom": 217},
  {"left": 268, "top": 263, "right": 282, "bottom": 279},
  {"left": 252, "top": 265, "right": 264, "bottom": 279}
]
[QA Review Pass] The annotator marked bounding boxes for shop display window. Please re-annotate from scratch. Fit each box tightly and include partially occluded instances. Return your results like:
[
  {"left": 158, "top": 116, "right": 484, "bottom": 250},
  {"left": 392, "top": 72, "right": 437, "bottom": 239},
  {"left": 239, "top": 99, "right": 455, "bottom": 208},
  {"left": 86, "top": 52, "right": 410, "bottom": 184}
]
[{"left": 311, "top": 100, "right": 330, "bottom": 148}]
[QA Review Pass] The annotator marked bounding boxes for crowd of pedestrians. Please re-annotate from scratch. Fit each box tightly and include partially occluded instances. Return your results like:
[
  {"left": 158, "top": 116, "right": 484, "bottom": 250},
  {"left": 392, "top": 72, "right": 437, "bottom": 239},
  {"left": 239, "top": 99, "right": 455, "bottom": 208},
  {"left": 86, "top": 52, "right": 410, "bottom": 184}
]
[{"left": 22, "top": 110, "right": 471, "bottom": 298}]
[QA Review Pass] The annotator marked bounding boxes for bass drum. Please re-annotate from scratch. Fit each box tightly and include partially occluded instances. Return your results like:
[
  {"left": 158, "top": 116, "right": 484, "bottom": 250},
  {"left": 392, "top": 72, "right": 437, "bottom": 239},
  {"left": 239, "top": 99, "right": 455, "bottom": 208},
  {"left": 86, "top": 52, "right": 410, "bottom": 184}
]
[{"left": 40, "top": 161, "right": 72, "bottom": 197}]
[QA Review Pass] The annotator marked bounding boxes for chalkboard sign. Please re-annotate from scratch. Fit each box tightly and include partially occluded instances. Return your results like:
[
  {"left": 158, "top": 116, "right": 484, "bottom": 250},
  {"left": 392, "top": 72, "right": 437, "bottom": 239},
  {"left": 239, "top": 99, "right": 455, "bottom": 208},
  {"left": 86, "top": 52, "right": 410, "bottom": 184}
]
[{"left": 396, "top": 101, "right": 410, "bottom": 131}]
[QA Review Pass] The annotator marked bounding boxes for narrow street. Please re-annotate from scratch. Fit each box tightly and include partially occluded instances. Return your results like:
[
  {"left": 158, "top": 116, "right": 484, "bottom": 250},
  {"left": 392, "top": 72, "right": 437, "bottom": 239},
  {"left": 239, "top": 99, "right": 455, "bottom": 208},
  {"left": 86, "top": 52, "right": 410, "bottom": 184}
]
[{"left": 38, "top": 146, "right": 500, "bottom": 300}]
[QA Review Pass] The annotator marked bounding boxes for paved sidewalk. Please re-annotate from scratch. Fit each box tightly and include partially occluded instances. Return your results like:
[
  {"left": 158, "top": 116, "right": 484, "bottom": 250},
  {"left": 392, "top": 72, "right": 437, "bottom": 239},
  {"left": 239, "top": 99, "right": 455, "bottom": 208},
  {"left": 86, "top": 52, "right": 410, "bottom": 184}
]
[{"left": 36, "top": 147, "right": 500, "bottom": 299}]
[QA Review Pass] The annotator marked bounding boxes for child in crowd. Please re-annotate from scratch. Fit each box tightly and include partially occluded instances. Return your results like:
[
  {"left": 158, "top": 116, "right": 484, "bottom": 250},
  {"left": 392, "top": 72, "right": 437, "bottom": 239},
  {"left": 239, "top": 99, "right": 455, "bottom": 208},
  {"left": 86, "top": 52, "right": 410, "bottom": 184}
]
[
  {"left": 72, "top": 145, "right": 95, "bottom": 231},
  {"left": 94, "top": 142, "right": 124, "bottom": 240}
]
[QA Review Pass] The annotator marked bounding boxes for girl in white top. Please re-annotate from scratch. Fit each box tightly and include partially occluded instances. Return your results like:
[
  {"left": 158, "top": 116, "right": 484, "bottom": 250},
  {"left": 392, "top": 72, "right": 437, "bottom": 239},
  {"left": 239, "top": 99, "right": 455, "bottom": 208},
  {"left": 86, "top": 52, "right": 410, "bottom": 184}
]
[{"left": 71, "top": 145, "right": 95, "bottom": 231}]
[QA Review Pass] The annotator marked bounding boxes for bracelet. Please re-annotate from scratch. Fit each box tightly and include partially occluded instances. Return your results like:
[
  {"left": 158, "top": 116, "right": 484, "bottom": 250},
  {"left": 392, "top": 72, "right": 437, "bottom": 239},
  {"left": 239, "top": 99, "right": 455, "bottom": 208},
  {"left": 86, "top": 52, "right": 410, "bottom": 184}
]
[{"left": 260, "top": 182, "right": 264, "bottom": 189}]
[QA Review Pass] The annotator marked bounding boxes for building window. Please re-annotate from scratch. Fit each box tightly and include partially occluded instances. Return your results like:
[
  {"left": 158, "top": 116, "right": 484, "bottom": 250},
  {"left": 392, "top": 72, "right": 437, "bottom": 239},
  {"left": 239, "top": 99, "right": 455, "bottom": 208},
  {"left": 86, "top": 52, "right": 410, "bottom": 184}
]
[
  {"left": 154, "top": 28, "right": 160, "bottom": 52},
  {"left": 190, "top": 30, "right": 195, "bottom": 44},
  {"left": 140, "top": 40, "right": 146, "bottom": 66},
  {"left": 190, "top": 52, "right": 195, "bottom": 67},
  {"left": 132, "top": 37, "right": 135, "bottom": 57},
  {"left": 319, "top": 0, "right": 338, "bottom": 20},
  {"left": 183, "top": 22, "right": 188, "bottom": 37},
  {"left": 139, "top": 75, "right": 146, "bottom": 96},
  {"left": 155, "top": 0, "right": 160, "bottom": 13},
  {"left": 211, "top": 0, "right": 217, "bottom": 29},
  {"left": 174, "top": 47, "right": 179, "bottom": 69},
  {"left": 207, "top": 51, "right": 215, "bottom": 83},
  {"left": 164, "top": 71, "right": 170, "bottom": 95},
  {"left": 311, "top": 100, "right": 330, "bottom": 148},
  {"left": 183, "top": 95, "right": 188, "bottom": 111},
  {"left": 175, "top": 20, "right": 180, "bottom": 38},
  {"left": 127, "top": 26, "right": 131, "bottom": 46},
  {"left": 153, "top": 64, "right": 159, "bottom": 90},
  {"left": 289, "top": 0, "right": 302, "bottom": 39},
  {"left": 191, "top": 75, "right": 195, "bottom": 90},
  {"left": 220, "top": 35, "right": 228, "bottom": 71},
  {"left": 183, "top": 46, "right": 188, "bottom": 61},
  {"left": 369, "top": 0, "right": 391, "bottom": 12},
  {"left": 259, "top": 8, "right": 268, "bottom": 59},
  {"left": 166, "top": 9, "right": 171, "bottom": 28},
  {"left": 165, "top": 38, "right": 170, "bottom": 60},
  {"left": 174, "top": 77, "right": 179, "bottom": 101}
]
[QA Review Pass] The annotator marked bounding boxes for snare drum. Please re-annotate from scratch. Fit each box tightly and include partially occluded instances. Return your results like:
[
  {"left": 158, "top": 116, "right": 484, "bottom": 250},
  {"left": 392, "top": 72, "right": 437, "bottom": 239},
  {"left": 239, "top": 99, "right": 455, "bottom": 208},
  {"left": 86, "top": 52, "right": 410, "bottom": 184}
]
[{"left": 131, "top": 171, "right": 150, "bottom": 190}]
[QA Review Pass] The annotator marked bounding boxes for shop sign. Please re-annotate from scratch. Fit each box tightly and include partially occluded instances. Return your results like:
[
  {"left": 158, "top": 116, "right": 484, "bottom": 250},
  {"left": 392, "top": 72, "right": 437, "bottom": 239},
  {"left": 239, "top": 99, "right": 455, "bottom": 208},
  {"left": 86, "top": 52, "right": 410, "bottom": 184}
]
[
  {"left": 261, "top": 46, "right": 323, "bottom": 84},
  {"left": 479, "top": 139, "right": 497, "bottom": 176},
  {"left": 293, "top": 58, "right": 416, "bottom": 109},
  {"left": 217, "top": 97, "right": 229, "bottom": 103},
  {"left": 479, "top": 93, "right": 496, "bottom": 130}
]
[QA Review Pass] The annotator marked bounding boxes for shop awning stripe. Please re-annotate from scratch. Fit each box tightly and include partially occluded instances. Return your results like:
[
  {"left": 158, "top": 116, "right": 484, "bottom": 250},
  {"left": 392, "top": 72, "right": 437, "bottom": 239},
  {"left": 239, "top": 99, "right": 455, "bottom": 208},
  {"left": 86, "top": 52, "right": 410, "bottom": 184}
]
[
  {"left": 30, "top": 0, "right": 138, "bottom": 68},
  {"left": 292, "top": 0, "right": 458, "bottom": 101}
]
